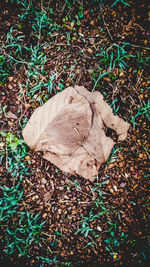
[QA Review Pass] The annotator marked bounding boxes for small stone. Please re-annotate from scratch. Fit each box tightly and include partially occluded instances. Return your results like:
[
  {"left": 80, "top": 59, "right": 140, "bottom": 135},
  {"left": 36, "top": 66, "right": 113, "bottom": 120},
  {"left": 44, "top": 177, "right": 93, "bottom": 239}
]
[
  {"left": 71, "top": 22, "right": 74, "bottom": 28},
  {"left": 42, "top": 213, "right": 47, "bottom": 219},
  {"left": 119, "top": 162, "right": 123, "bottom": 167},
  {"left": 8, "top": 76, "right": 13, "bottom": 82},
  {"left": 87, "top": 48, "right": 93, "bottom": 54},
  {"left": 113, "top": 185, "right": 118, "bottom": 192},
  {"left": 109, "top": 188, "right": 114, "bottom": 193},
  {"left": 8, "top": 121, "right": 13, "bottom": 126},
  {"left": 139, "top": 153, "right": 143, "bottom": 158},
  {"left": 126, "top": 26, "right": 130, "bottom": 31},
  {"left": 41, "top": 178, "right": 47, "bottom": 184},
  {"left": 25, "top": 155, "right": 31, "bottom": 161},
  {"left": 97, "top": 226, "right": 102, "bottom": 231},
  {"left": 32, "top": 195, "right": 39, "bottom": 201},
  {"left": 90, "top": 20, "right": 95, "bottom": 26},
  {"left": 119, "top": 71, "right": 124, "bottom": 77},
  {"left": 58, "top": 209, "right": 62, "bottom": 214},
  {"left": 8, "top": 84, "right": 13, "bottom": 90},
  {"left": 108, "top": 163, "right": 115, "bottom": 169}
]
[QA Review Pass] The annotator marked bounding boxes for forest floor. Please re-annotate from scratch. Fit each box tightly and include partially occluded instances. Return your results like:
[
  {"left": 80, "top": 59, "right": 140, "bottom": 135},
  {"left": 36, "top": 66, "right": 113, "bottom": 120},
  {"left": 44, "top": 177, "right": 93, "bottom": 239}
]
[{"left": 0, "top": 0, "right": 150, "bottom": 266}]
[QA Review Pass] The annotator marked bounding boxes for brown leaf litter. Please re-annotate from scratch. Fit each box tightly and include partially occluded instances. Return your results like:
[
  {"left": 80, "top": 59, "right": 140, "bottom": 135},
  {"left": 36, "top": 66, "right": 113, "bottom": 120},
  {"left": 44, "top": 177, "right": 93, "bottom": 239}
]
[{"left": 22, "top": 85, "right": 130, "bottom": 181}]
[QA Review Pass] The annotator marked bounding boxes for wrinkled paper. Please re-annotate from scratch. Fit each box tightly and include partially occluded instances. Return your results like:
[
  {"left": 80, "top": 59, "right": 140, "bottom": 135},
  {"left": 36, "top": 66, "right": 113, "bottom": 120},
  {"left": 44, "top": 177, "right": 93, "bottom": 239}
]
[{"left": 22, "top": 86, "right": 130, "bottom": 181}]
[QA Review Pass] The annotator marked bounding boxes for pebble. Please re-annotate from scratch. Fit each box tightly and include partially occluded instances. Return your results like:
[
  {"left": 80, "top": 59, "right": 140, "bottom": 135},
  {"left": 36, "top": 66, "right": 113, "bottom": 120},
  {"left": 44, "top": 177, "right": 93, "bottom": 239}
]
[
  {"left": 41, "top": 178, "right": 47, "bottom": 184},
  {"left": 126, "top": 26, "right": 130, "bottom": 31},
  {"left": 42, "top": 213, "right": 47, "bottom": 219},
  {"left": 71, "top": 22, "right": 74, "bottom": 28},
  {"left": 97, "top": 226, "right": 102, "bottom": 231},
  {"left": 58, "top": 209, "right": 62, "bottom": 214},
  {"left": 87, "top": 48, "right": 93, "bottom": 54},
  {"left": 8, "top": 121, "right": 13, "bottom": 126},
  {"left": 139, "top": 153, "right": 143, "bottom": 159},
  {"left": 108, "top": 163, "right": 115, "bottom": 168},
  {"left": 119, "top": 71, "right": 124, "bottom": 77},
  {"left": 109, "top": 188, "right": 114, "bottom": 194},
  {"left": 113, "top": 185, "right": 118, "bottom": 192},
  {"left": 90, "top": 20, "right": 95, "bottom": 26},
  {"left": 32, "top": 195, "right": 39, "bottom": 201},
  {"left": 25, "top": 155, "right": 31, "bottom": 161},
  {"left": 119, "top": 162, "right": 123, "bottom": 168},
  {"left": 8, "top": 76, "right": 14, "bottom": 82},
  {"left": 8, "top": 84, "right": 13, "bottom": 90}
]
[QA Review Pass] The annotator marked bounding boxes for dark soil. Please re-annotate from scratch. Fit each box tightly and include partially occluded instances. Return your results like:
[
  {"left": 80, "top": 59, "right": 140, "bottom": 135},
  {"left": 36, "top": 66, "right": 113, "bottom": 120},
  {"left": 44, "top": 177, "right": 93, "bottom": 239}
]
[{"left": 0, "top": 0, "right": 150, "bottom": 266}]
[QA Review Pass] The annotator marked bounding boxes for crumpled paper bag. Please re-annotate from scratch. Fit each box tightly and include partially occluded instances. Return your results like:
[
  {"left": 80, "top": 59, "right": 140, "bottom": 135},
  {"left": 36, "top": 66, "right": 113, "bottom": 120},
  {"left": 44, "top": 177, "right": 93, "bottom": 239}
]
[{"left": 22, "top": 86, "right": 130, "bottom": 181}]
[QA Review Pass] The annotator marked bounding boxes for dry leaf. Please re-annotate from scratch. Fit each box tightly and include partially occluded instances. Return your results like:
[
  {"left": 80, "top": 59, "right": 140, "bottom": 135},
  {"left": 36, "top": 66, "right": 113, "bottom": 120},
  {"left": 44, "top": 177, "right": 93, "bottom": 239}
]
[{"left": 22, "top": 86, "right": 130, "bottom": 181}]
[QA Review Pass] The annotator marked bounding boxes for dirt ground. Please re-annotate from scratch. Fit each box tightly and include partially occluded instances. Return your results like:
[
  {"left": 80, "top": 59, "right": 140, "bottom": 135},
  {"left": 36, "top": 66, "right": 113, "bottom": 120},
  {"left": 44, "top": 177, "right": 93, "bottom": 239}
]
[{"left": 0, "top": 0, "right": 150, "bottom": 266}]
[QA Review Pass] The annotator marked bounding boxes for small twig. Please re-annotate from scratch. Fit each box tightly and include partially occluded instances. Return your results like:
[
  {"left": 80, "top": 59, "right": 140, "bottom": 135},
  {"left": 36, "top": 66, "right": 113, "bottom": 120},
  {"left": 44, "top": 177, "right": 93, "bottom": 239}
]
[
  {"left": 25, "top": 178, "right": 34, "bottom": 186},
  {"left": 50, "top": 180, "right": 55, "bottom": 192},
  {"left": 43, "top": 232, "right": 55, "bottom": 238},
  {"left": 59, "top": 199, "right": 72, "bottom": 203},
  {"left": 133, "top": 23, "right": 145, "bottom": 32},
  {"left": 127, "top": 75, "right": 143, "bottom": 106},
  {"left": 27, "top": 191, "right": 36, "bottom": 197},
  {"left": 42, "top": 240, "right": 53, "bottom": 254},
  {"left": 89, "top": 185, "right": 96, "bottom": 201},
  {"left": 99, "top": 1, "right": 113, "bottom": 41},
  {"left": 129, "top": 43, "right": 150, "bottom": 50}
]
